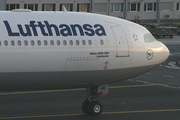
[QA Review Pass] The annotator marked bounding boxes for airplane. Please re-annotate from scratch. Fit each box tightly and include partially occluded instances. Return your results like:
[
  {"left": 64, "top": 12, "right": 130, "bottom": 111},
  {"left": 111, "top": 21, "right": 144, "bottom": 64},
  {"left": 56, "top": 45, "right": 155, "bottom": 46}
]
[{"left": 0, "top": 8, "right": 169, "bottom": 115}]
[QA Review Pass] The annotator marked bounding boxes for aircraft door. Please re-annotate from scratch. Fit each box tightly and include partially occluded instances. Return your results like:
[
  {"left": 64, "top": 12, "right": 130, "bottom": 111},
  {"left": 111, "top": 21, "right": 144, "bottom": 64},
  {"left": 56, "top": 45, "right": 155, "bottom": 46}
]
[{"left": 111, "top": 26, "right": 129, "bottom": 57}]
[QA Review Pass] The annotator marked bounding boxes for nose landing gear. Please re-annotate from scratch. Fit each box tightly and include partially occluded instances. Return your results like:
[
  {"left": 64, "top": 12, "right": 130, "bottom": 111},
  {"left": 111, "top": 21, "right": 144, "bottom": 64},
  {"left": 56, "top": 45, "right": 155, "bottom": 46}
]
[
  {"left": 82, "top": 85, "right": 109, "bottom": 115},
  {"left": 82, "top": 97, "right": 103, "bottom": 115}
]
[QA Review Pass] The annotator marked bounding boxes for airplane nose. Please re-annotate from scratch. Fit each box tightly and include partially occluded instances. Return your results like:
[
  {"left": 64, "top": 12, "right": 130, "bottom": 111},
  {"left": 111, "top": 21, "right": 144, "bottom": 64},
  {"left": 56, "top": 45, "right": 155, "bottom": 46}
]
[
  {"left": 155, "top": 41, "right": 170, "bottom": 64},
  {"left": 162, "top": 43, "right": 170, "bottom": 61}
]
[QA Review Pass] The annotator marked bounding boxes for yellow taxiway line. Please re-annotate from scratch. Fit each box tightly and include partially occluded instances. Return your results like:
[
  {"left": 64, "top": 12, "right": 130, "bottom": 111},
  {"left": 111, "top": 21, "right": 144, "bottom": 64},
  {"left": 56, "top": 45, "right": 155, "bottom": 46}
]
[
  {"left": 0, "top": 108, "right": 180, "bottom": 119},
  {"left": 0, "top": 88, "right": 86, "bottom": 95},
  {"left": 0, "top": 84, "right": 159, "bottom": 96}
]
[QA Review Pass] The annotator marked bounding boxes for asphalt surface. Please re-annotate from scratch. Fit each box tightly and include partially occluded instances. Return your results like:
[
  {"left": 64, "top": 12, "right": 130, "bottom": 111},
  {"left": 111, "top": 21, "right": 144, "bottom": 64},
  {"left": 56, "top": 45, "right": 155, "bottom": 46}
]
[{"left": 0, "top": 36, "right": 180, "bottom": 120}]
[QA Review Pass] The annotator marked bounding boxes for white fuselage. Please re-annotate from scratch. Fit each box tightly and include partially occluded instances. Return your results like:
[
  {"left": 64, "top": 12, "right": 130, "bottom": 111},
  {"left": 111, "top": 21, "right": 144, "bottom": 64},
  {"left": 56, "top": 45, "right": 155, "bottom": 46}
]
[{"left": 0, "top": 10, "right": 169, "bottom": 89}]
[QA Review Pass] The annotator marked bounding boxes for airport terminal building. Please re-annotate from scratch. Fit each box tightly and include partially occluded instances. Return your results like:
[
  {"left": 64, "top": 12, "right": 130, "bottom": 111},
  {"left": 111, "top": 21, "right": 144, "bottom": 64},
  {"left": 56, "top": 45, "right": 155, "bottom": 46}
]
[{"left": 1, "top": 0, "right": 180, "bottom": 24}]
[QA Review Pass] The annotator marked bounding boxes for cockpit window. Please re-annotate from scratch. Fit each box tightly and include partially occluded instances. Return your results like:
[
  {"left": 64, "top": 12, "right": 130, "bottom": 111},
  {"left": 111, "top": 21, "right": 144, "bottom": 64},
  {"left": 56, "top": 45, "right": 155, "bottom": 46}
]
[
  {"left": 149, "top": 34, "right": 155, "bottom": 42},
  {"left": 144, "top": 33, "right": 156, "bottom": 43},
  {"left": 144, "top": 34, "right": 149, "bottom": 42}
]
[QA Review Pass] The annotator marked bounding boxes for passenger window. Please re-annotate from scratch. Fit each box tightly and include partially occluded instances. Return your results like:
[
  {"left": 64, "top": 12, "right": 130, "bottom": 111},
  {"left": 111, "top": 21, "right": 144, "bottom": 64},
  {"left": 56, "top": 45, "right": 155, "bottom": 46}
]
[
  {"left": 82, "top": 40, "right": 86, "bottom": 45},
  {"left": 24, "top": 40, "right": 28, "bottom": 46},
  {"left": 144, "top": 34, "right": 149, "bottom": 42},
  {"left": 63, "top": 40, "right": 67, "bottom": 46},
  {"left": 31, "top": 40, "right": 35, "bottom": 46},
  {"left": 100, "top": 40, "right": 104, "bottom": 45},
  {"left": 37, "top": 40, "right": 41, "bottom": 46},
  {"left": 50, "top": 40, "right": 54, "bottom": 46},
  {"left": 11, "top": 40, "right": 15, "bottom": 46},
  {"left": 4, "top": 40, "right": 8, "bottom": 46},
  {"left": 76, "top": 40, "right": 79, "bottom": 45},
  {"left": 88, "top": 40, "right": 92, "bottom": 45},
  {"left": 69, "top": 40, "right": 73, "bottom": 46},
  {"left": 57, "top": 40, "right": 60, "bottom": 46},
  {"left": 44, "top": 40, "right": 48, "bottom": 46},
  {"left": 18, "top": 40, "right": 21, "bottom": 46}
]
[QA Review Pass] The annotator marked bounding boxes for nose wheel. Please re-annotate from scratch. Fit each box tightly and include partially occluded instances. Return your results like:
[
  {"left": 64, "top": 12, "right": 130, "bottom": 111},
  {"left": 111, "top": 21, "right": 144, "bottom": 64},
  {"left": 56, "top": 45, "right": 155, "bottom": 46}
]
[
  {"left": 82, "top": 98, "right": 103, "bottom": 115},
  {"left": 82, "top": 99, "right": 90, "bottom": 113},
  {"left": 89, "top": 101, "right": 103, "bottom": 115},
  {"left": 82, "top": 85, "right": 109, "bottom": 115}
]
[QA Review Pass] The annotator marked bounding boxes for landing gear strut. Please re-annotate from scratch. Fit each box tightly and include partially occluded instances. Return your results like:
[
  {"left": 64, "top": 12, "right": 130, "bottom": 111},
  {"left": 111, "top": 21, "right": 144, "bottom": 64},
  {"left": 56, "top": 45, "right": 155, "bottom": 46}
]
[{"left": 82, "top": 85, "right": 109, "bottom": 115}]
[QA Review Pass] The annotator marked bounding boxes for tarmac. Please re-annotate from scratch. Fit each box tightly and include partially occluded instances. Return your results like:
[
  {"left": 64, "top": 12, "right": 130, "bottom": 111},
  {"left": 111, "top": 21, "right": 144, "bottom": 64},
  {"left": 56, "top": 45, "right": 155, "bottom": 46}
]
[{"left": 0, "top": 36, "right": 180, "bottom": 120}]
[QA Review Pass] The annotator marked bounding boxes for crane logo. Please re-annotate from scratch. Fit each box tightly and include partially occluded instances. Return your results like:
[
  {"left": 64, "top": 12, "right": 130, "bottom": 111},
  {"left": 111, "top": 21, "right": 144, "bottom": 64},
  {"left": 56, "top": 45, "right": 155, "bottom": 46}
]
[{"left": 147, "top": 49, "right": 153, "bottom": 60}]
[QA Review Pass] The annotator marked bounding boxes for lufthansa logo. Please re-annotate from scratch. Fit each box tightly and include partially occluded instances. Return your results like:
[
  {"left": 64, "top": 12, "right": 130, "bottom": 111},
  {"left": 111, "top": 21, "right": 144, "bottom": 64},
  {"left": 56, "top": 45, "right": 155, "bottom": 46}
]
[
  {"left": 3, "top": 21, "right": 107, "bottom": 37},
  {"left": 147, "top": 49, "right": 153, "bottom": 60}
]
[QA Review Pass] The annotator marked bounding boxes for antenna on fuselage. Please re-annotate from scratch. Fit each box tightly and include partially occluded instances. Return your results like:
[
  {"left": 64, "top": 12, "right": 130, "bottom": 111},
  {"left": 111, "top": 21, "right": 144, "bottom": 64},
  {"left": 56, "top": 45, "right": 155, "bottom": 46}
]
[{"left": 63, "top": 6, "right": 67, "bottom": 12}]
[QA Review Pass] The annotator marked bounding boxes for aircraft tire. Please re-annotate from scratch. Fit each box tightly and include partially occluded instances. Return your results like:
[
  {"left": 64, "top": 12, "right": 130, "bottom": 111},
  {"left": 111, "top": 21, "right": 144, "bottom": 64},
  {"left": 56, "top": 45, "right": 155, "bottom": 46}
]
[
  {"left": 82, "top": 99, "right": 90, "bottom": 113},
  {"left": 88, "top": 101, "right": 103, "bottom": 115}
]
